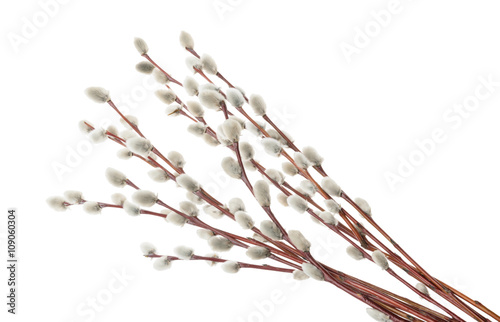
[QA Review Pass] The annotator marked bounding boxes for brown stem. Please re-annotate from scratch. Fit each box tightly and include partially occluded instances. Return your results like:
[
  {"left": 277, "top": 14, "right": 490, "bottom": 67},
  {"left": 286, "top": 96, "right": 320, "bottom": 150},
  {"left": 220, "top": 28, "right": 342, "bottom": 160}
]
[
  {"left": 151, "top": 147, "right": 184, "bottom": 174},
  {"left": 233, "top": 142, "right": 253, "bottom": 194},
  {"left": 216, "top": 72, "right": 235, "bottom": 88},
  {"left": 338, "top": 209, "right": 369, "bottom": 248},
  {"left": 386, "top": 268, "right": 465, "bottom": 321},
  {"left": 142, "top": 54, "right": 183, "bottom": 86},
  {"left": 438, "top": 281, "right": 500, "bottom": 321},
  {"left": 107, "top": 100, "right": 145, "bottom": 137},
  {"left": 193, "top": 255, "right": 295, "bottom": 273},
  {"left": 262, "top": 114, "right": 299, "bottom": 151},
  {"left": 185, "top": 47, "right": 200, "bottom": 58},
  {"left": 193, "top": 67, "right": 214, "bottom": 84}
]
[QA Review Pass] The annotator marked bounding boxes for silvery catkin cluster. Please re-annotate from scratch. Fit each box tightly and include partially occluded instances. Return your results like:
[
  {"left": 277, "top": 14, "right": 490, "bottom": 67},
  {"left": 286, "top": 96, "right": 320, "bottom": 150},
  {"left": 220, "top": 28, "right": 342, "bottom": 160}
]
[{"left": 47, "top": 31, "right": 499, "bottom": 322}]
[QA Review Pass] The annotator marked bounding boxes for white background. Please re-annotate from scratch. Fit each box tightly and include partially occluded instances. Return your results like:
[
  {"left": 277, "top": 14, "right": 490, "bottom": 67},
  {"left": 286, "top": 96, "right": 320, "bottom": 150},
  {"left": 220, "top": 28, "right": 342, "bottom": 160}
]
[{"left": 1, "top": 0, "right": 500, "bottom": 321}]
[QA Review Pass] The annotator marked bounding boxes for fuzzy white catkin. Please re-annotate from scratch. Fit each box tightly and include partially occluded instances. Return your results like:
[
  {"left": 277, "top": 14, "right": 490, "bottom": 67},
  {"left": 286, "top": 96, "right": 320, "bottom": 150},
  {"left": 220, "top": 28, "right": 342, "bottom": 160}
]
[
  {"left": 153, "top": 256, "right": 171, "bottom": 271},
  {"left": 89, "top": 128, "right": 107, "bottom": 143},
  {"left": 288, "top": 230, "right": 311, "bottom": 252},
  {"left": 187, "top": 123, "right": 207, "bottom": 137},
  {"left": 111, "top": 193, "right": 127, "bottom": 206},
  {"left": 135, "top": 61, "right": 155, "bottom": 74},
  {"left": 119, "top": 115, "right": 138, "bottom": 129},
  {"left": 84, "top": 87, "right": 110, "bottom": 103},
  {"left": 301, "top": 263, "right": 324, "bottom": 281},
  {"left": 126, "top": 137, "right": 153, "bottom": 156},
  {"left": 216, "top": 125, "right": 232, "bottom": 146},
  {"left": 245, "top": 120, "right": 267, "bottom": 136},
  {"left": 416, "top": 283, "right": 429, "bottom": 296},
  {"left": 123, "top": 201, "right": 141, "bottom": 216},
  {"left": 226, "top": 88, "right": 245, "bottom": 107},
  {"left": 287, "top": 195, "right": 309, "bottom": 214},
  {"left": 203, "top": 204, "right": 224, "bottom": 219},
  {"left": 166, "top": 213, "right": 187, "bottom": 226},
  {"left": 277, "top": 193, "right": 289, "bottom": 207},
  {"left": 267, "top": 129, "right": 281, "bottom": 141},
  {"left": 155, "top": 89, "right": 177, "bottom": 105},
  {"left": 266, "top": 129, "right": 293, "bottom": 146},
  {"left": 293, "top": 270, "right": 310, "bottom": 280},
  {"left": 198, "top": 90, "right": 224, "bottom": 110},
  {"left": 355, "top": 197, "right": 372, "bottom": 216},
  {"left": 252, "top": 233, "right": 268, "bottom": 243},
  {"left": 200, "top": 54, "right": 218, "bottom": 75},
  {"left": 203, "top": 133, "right": 220, "bottom": 146},
  {"left": 238, "top": 142, "right": 255, "bottom": 161},
  {"left": 282, "top": 162, "right": 299, "bottom": 176},
  {"left": 249, "top": 94, "right": 267, "bottom": 116},
  {"left": 46, "top": 196, "right": 67, "bottom": 212},
  {"left": 183, "top": 76, "right": 199, "bottom": 96},
  {"left": 186, "top": 100, "right": 204, "bottom": 117},
  {"left": 324, "top": 199, "right": 341, "bottom": 214},
  {"left": 366, "top": 308, "right": 391, "bottom": 322},
  {"left": 106, "top": 125, "right": 118, "bottom": 136},
  {"left": 221, "top": 261, "right": 240, "bottom": 274},
  {"left": 199, "top": 83, "right": 220, "bottom": 92},
  {"left": 265, "top": 169, "right": 285, "bottom": 185},
  {"left": 260, "top": 220, "right": 282, "bottom": 240},
  {"left": 261, "top": 138, "right": 282, "bottom": 157},
  {"left": 160, "top": 209, "right": 171, "bottom": 216},
  {"left": 228, "top": 198, "right": 245, "bottom": 213},
  {"left": 221, "top": 157, "right": 242, "bottom": 179},
  {"left": 174, "top": 245, "right": 194, "bottom": 260},
  {"left": 176, "top": 174, "right": 200, "bottom": 192},
  {"left": 78, "top": 120, "right": 94, "bottom": 134},
  {"left": 147, "top": 169, "right": 170, "bottom": 183},
  {"left": 346, "top": 246, "right": 364, "bottom": 260},
  {"left": 243, "top": 160, "right": 257, "bottom": 171},
  {"left": 165, "top": 104, "right": 182, "bottom": 117},
  {"left": 278, "top": 130, "right": 294, "bottom": 146},
  {"left": 196, "top": 229, "right": 215, "bottom": 240},
  {"left": 254, "top": 180, "right": 271, "bottom": 207},
  {"left": 63, "top": 190, "right": 83, "bottom": 204},
  {"left": 229, "top": 115, "right": 246, "bottom": 129},
  {"left": 234, "top": 211, "right": 254, "bottom": 229},
  {"left": 234, "top": 86, "right": 246, "bottom": 95},
  {"left": 120, "top": 130, "right": 137, "bottom": 140},
  {"left": 140, "top": 242, "right": 156, "bottom": 255},
  {"left": 179, "top": 201, "right": 198, "bottom": 217},
  {"left": 179, "top": 31, "right": 194, "bottom": 49},
  {"left": 185, "top": 56, "right": 202, "bottom": 72},
  {"left": 153, "top": 69, "right": 169, "bottom": 85},
  {"left": 208, "top": 236, "right": 233, "bottom": 252},
  {"left": 132, "top": 190, "right": 158, "bottom": 207},
  {"left": 302, "top": 146, "right": 324, "bottom": 166},
  {"left": 105, "top": 167, "right": 127, "bottom": 188},
  {"left": 246, "top": 246, "right": 271, "bottom": 260},
  {"left": 221, "top": 119, "right": 242, "bottom": 142},
  {"left": 372, "top": 250, "right": 389, "bottom": 270},
  {"left": 167, "top": 151, "right": 186, "bottom": 168},
  {"left": 186, "top": 192, "right": 204, "bottom": 205},
  {"left": 319, "top": 211, "right": 337, "bottom": 226},
  {"left": 117, "top": 148, "right": 133, "bottom": 160},
  {"left": 321, "top": 177, "right": 342, "bottom": 197},
  {"left": 133, "top": 37, "right": 148, "bottom": 55},
  {"left": 294, "top": 152, "right": 311, "bottom": 169},
  {"left": 83, "top": 201, "right": 101, "bottom": 215},
  {"left": 299, "top": 180, "right": 317, "bottom": 197}
]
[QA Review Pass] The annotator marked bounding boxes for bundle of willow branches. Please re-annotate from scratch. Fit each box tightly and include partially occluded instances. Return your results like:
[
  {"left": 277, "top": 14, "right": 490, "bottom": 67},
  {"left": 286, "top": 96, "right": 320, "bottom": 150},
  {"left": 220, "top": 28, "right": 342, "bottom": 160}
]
[{"left": 48, "top": 31, "right": 499, "bottom": 322}]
